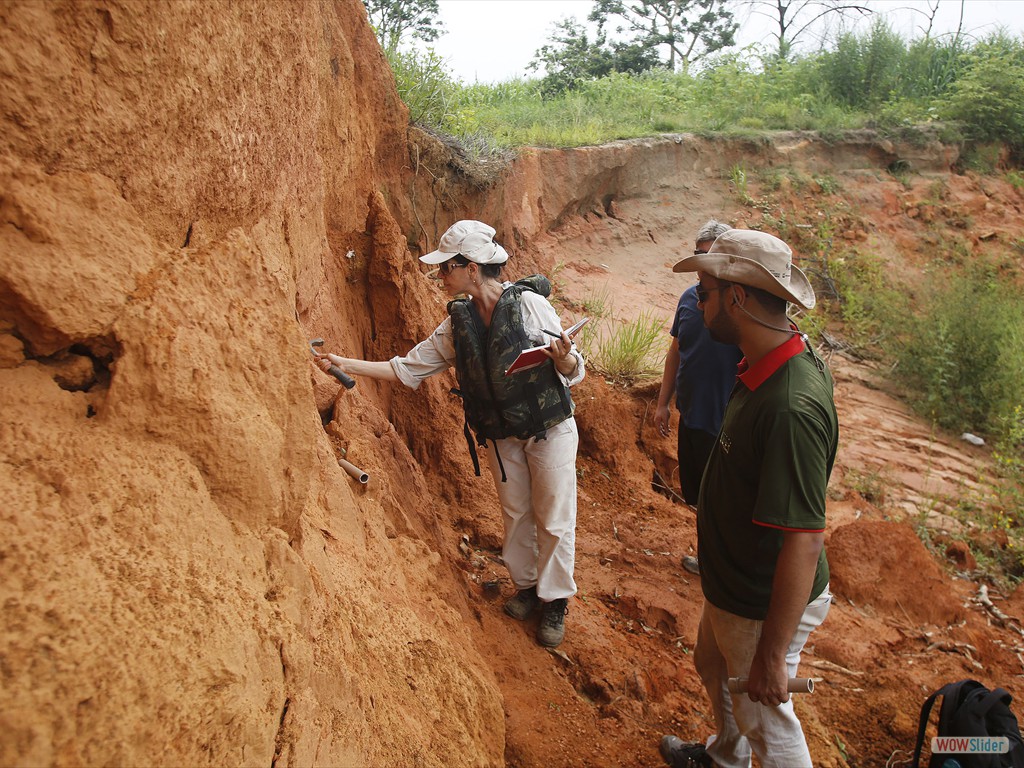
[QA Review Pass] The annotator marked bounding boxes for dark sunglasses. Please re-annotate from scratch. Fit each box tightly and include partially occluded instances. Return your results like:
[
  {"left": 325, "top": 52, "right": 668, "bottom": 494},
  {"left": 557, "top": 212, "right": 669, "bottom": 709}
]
[
  {"left": 695, "top": 282, "right": 730, "bottom": 303},
  {"left": 438, "top": 260, "right": 469, "bottom": 276}
]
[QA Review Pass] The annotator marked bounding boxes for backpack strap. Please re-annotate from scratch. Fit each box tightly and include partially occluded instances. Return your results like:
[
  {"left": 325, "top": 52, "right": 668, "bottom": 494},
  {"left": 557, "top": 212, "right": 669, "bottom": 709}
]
[
  {"left": 912, "top": 688, "right": 944, "bottom": 767},
  {"left": 913, "top": 682, "right": 968, "bottom": 767},
  {"left": 451, "top": 387, "right": 483, "bottom": 478},
  {"left": 461, "top": 418, "right": 482, "bottom": 477}
]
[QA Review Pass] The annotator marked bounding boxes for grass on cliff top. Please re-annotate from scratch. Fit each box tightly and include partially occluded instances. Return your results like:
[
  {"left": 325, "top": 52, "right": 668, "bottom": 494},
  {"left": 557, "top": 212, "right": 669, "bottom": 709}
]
[{"left": 388, "top": 27, "right": 1024, "bottom": 154}]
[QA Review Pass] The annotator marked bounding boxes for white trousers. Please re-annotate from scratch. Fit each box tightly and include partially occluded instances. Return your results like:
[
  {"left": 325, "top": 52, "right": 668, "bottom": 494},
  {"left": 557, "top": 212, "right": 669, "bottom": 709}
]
[
  {"left": 483, "top": 417, "right": 579, "bottom": 602},
  {"left": 694, "top": 588, "right": 832, "bottom": 768}
]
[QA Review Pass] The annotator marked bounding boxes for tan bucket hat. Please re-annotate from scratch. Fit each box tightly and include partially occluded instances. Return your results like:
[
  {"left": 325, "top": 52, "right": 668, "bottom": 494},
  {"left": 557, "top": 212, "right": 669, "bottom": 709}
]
[{"left": 672, "top": 229, "right": 815, "bottom": 310}]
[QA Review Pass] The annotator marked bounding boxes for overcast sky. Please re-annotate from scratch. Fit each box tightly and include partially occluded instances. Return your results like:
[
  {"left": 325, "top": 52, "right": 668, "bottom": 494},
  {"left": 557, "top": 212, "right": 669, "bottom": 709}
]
[{"left": 422, "top": 0, "right": 1024, "bottom": 83}]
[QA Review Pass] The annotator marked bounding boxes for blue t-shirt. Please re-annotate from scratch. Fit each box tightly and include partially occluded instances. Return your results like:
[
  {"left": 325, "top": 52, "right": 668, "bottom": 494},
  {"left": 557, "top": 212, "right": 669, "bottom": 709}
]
[{"left": 671, "top": 285, "right": 743, "bottom": 435}]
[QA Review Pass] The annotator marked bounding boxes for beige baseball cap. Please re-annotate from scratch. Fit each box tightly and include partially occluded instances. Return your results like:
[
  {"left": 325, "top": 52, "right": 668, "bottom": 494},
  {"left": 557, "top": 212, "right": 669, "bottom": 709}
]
[{"left": 420, "top": 220, "right": 509, "bottom": 265}]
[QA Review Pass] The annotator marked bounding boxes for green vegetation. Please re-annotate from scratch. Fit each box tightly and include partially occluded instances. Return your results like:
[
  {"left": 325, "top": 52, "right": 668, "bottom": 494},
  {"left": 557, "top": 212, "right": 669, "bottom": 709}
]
[
  {"left": 363, "top": 0, "right": 443, "bottom": 51},
  {"left": 586, "top": 0, "right": 737, "bottom": 73},
  {"left": 528, "top": 18, "right": 661, "bottom": 97},
  {"left": 896, "top": 276, "right": 1024, "bottom": 439},
  {"left": 388, "top": 47, "right": 464, "bottom": 136},
  {"left": 578, "top": 309, "right": 665, "bottom": 381},
  {"left": 941, "top": 32, "right": 1024, "bottom": 145},
  {"left": 826, "top": 246, "right": 1021, "bottom": 455},
  {"left": 384, "top": 26, "right": 1024, "bottom": 156},
  {"left": 995, "top": 407, "right": 1024, "bottom": 527},
  {"left": 845, "top": 467, "right": 891, "bottom": 507},
  {"left": 579, "top": 284, "right": 614, "bottom": 322}
]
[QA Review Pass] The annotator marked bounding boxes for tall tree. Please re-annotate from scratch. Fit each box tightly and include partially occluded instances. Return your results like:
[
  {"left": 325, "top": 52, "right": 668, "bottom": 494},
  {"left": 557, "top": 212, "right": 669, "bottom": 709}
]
[
  {"left": 742, "top": 0, "right": 872, "bottom": 60},
  {"left": 362, "top": 0, "right": 444, "bottom": 51},
  {"left": 589, "top": 0, "right": 738, "bottom": 71},
  {"left": 530, "top": 17, "right": 663, "bottom": 94}
]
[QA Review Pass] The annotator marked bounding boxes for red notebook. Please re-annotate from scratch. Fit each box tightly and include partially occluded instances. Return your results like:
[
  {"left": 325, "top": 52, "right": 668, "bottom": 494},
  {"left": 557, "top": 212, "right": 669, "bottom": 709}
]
[{"left": 504, "top": 317, "right": 589, "bottom": 376}]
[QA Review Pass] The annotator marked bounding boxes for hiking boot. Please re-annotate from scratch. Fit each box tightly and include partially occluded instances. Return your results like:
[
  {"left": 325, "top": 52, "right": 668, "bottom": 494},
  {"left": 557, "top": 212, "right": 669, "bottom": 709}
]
[
  {"left": 659, "top": 736, "right": 712, "bottom": 768},
  {"left": 682, "top": 555, "right": 700, "bottom": 575},
  {"left": 536, "top": 597, "right": 568, "bottom": 647},
  {"left": 503, "top": 586, "right": 539, "bottom": 621}
]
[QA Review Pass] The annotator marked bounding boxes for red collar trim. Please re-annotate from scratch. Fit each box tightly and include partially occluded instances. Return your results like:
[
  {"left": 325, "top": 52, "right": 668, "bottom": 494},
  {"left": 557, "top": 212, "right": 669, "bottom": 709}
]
[{"left": 737, "top": 332, "right": 806, "bottom": 391}]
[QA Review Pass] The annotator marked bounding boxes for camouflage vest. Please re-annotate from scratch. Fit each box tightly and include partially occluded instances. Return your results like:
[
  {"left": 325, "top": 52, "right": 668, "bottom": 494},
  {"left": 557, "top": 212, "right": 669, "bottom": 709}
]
[{"left": 448, "top": 275, "right": 573, "bottom": 443}]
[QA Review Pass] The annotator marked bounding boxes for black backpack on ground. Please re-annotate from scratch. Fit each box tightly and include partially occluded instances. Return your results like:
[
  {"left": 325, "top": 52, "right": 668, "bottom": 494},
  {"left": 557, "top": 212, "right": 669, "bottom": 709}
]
[{"left": 912, "top": 679, "right": 1024, "bottom": 767}]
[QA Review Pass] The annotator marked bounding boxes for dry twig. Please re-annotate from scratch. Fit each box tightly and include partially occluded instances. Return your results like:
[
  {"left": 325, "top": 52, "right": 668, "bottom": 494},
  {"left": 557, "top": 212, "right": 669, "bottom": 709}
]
[
  {"left": 806, "top": 659, "right": 864, "bottom": 677},
  {"left": 976, "top": 584, "right": 1024, "bottom": 638}
]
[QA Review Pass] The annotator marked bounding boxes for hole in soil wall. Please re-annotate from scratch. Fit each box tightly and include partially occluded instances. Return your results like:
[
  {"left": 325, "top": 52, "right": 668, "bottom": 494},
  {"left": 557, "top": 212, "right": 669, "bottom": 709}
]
[
  {"left": 66, "top": 340, "right": 116, "bottom": 393},
  {"left": 887, "top": 158, "right": 911, "bottom": 176}
]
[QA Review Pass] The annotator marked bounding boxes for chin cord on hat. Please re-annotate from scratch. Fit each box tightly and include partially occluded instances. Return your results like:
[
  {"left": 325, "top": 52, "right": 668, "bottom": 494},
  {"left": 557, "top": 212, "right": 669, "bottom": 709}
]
[
  {"left": 733, "top": 295, "right": 807, "bottom": 341},
  {"left": 734, "top": 299, "right": 829, "bottom": 374},
  {"left": 735, "top": 299, "right": 828, "bottom": 375}
]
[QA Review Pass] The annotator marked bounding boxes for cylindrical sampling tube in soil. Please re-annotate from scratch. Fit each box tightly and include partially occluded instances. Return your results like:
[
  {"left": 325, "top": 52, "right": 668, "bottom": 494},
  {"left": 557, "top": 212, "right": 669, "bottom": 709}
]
[{"left": 338, "top": 458, "right": 369, "bottom": 484}]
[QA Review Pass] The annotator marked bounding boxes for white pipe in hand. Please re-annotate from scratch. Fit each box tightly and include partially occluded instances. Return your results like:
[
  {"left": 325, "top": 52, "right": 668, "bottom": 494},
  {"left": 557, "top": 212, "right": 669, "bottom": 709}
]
[{"left": 727, "top": 677, "right": 814, "bottom": 694}]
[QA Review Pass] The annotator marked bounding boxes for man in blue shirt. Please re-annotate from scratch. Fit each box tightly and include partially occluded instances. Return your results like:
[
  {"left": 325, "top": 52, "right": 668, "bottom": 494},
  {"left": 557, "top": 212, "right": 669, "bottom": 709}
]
[{"left": 655, "top": 220, "right": 742, "bottom": 573}]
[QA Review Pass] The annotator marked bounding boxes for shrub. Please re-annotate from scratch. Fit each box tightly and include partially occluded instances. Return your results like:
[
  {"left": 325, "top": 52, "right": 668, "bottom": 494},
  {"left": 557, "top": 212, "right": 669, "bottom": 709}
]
[
  {"left": 828, "top": 249, "right": 907, "bottom": 354},
  {"left": 940, "top": 32, "right": 1024, "bottom": 148},
  {"left": 895, "top": 272, "right": 1024, "bottom": 437},
  {"left": 386, "top": 46, "right": 465, "bottom": 133},
  {"left": 993, "top": 405, "right": 1024, "bottom": 523},
  {"left": 818, "top": 21, "right": 909, "bottom": 109}
]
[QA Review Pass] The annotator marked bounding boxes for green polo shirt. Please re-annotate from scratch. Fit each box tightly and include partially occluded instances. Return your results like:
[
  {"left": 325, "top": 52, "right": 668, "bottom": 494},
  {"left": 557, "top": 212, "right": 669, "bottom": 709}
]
[{"left": 697, "top": 332, "right": 838, "bottom": 620}]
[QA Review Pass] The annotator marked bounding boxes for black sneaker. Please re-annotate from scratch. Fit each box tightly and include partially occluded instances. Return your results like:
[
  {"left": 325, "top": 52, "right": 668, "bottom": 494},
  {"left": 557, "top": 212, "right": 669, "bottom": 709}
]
[
  {"left": 659, "top": 736, "right": 712, "bottom": 768},
  {"left": 503, "top": 586, "right": 539, "bottom": 621},
  {"left": 536, "top": 597, "right": 568, "bottom": 647}
]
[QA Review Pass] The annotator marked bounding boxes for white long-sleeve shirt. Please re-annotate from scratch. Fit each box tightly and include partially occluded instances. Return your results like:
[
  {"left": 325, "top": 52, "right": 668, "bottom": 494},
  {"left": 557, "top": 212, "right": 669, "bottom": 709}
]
[{"left": 389, "top": 286, "right": 585, "bottom": 389}]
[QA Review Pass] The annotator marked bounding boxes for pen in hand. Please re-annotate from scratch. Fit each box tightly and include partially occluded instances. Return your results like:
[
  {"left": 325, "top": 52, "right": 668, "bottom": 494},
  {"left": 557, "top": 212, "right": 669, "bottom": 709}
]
[{"left": 540, "top": 318, "right": 589, "bottom": 340}]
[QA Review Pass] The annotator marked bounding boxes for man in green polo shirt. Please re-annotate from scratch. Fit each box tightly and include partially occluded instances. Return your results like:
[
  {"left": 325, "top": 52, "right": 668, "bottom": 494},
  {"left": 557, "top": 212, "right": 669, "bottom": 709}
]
[{"left": 659, "top": 229, "right": 838, "bottom": 768}]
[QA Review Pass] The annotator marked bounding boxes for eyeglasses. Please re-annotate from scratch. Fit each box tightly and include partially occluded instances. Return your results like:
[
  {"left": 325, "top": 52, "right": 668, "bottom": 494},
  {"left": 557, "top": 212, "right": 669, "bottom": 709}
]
[
  {"left": 438, "top": 260, "right": 469, "bottom": 276},
  {"left": 695, "top": 283, "right": 730, "bottom": 303}
]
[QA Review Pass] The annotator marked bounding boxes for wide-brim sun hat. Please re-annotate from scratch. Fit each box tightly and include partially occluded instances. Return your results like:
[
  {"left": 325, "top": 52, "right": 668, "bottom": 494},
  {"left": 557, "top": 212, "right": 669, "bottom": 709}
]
[
  {"left": 420, "top": 220, "right": 509, "bottom": 265},
  {"left": 672, "top": 229, "right": 816, "bottom": 310}
]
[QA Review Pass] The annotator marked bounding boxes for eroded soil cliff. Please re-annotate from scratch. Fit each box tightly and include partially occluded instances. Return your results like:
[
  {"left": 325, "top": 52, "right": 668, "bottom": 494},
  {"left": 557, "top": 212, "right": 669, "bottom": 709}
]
[{"left": 3, "top": 2, "right": 1024, "bottom": 767}]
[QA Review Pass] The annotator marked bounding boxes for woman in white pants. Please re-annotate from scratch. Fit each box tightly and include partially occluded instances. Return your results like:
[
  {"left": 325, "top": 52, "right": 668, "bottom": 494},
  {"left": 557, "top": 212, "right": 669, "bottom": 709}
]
[{"left": 318, "top": 220, "right": 585, "bottom": 647}]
